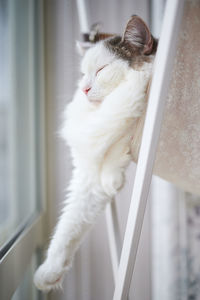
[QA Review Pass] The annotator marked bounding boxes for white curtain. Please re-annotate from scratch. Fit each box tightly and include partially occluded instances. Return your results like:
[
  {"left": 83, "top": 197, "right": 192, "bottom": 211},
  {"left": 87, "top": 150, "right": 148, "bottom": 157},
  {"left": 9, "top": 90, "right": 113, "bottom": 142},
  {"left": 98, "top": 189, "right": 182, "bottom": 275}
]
[{"left": 151, "top": 177, "right": 200, "bottom": 300}]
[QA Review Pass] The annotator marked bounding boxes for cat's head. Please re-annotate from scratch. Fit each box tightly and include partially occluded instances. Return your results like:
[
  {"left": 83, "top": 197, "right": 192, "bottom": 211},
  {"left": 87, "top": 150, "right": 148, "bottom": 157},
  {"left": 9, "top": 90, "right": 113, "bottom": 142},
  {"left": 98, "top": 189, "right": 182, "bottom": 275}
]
[{"left": 78, "top": 15, "right": 157, "bottom": 103}]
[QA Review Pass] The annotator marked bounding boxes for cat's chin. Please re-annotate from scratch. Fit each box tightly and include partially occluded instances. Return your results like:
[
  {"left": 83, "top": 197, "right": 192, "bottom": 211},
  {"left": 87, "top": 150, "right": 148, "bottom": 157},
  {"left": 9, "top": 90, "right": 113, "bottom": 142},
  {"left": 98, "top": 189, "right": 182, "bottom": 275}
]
[{"left": 87, "top": 97, "right": 103, "bottom": 104}]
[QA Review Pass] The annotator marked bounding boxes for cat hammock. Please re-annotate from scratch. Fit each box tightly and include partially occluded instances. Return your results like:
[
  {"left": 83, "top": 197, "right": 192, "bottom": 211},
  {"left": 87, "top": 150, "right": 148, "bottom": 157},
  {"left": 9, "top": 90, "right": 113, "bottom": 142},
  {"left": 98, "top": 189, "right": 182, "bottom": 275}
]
[{"left": 76, "top": 0, "right": 200, "bottom": 299}]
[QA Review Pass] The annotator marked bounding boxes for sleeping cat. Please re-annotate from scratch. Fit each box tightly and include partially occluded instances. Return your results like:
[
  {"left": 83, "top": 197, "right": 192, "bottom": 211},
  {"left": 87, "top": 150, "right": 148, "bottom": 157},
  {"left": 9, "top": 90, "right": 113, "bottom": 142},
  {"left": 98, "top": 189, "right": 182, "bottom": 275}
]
[{"left": 34, "top": 15, "right": 157, "bottom": 291}]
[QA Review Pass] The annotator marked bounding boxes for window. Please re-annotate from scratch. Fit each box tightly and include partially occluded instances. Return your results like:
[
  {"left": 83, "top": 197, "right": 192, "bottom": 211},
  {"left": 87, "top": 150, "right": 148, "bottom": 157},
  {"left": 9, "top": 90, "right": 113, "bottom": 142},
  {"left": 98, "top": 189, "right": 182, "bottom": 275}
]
[{"left": 0, "top": 0, "right": 46, "bottom": 298}]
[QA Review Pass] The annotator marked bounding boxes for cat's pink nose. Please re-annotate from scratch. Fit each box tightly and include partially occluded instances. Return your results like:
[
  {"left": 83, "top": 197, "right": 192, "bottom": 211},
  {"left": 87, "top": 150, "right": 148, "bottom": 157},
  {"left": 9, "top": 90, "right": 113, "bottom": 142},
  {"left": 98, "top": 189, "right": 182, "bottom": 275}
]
[{"left": 83, "top": 87, "right": 91, "bottom": 95}]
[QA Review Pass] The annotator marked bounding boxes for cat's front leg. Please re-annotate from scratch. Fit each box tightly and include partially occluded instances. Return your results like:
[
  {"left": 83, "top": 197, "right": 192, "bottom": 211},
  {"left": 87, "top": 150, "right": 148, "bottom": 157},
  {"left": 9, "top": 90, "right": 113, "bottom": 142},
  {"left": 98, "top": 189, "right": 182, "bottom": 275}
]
[
  {"left": 34, "top": 216, "right": 90, "bottom": 291},
  {"left": 34, "top": 170, "right": 110, "bottom": 291}
]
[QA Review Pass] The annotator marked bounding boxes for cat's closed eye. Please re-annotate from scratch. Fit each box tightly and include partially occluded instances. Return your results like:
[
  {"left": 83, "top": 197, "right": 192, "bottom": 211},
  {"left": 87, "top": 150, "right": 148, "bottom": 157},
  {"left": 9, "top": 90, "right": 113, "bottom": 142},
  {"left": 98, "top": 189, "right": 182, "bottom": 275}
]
[
  {"left": 81, "top": 64, "right": 109, "bottom": 77},
  {"left": 95, "top": 64, "right": 108, "bottom": 76}
]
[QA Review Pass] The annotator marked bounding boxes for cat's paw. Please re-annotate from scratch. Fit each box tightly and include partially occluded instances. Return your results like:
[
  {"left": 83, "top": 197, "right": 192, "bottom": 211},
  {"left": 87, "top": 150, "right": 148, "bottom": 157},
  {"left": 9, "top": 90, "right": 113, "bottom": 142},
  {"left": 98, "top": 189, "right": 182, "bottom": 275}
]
[
  {"left": 101, "top": 171, "right": 124, "bottom": 197},
  {"left": 34, "top": 259, "right": 68, "bottom": 291}
]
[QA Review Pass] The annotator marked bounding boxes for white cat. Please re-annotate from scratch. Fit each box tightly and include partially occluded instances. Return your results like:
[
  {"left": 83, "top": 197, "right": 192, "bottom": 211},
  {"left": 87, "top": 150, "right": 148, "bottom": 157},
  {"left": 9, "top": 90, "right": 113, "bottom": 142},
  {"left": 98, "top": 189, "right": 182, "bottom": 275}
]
[{"left": 34, "top": 15, "right": 157, "bottom": 291}]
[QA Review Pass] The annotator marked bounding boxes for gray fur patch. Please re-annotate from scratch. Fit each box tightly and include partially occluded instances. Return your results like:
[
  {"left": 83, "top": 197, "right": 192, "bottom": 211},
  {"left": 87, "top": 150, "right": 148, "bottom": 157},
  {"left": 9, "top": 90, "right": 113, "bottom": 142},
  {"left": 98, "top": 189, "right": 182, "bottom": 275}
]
[
  {"left": 104, "top": 36, "right": 134, "bottom": 63},
  {"left": 104, "top": 35, "right": 157, "bottom": 68}
]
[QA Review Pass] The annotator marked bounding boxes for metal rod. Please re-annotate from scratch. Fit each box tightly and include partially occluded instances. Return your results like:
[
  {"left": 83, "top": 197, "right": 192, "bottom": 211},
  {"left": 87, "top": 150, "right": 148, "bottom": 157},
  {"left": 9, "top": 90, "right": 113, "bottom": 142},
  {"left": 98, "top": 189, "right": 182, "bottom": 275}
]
[{"left": 76, "top": 0, "right": 90, "bottom": 33}]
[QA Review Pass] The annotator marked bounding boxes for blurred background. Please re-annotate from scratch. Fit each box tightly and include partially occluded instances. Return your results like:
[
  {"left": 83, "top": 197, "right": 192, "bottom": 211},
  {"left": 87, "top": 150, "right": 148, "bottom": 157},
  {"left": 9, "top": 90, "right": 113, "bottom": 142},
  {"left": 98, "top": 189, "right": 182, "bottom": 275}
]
[{"left": 1, "top": 0, "right": 200, "bottom": 299}]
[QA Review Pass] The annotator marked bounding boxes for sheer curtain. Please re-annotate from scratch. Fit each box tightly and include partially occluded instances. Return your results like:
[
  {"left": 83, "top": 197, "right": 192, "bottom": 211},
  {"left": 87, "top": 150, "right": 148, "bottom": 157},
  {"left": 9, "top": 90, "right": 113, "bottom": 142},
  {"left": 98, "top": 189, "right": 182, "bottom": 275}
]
[{"left": 152, "top": 179, "right": 200, "bottom": 300}]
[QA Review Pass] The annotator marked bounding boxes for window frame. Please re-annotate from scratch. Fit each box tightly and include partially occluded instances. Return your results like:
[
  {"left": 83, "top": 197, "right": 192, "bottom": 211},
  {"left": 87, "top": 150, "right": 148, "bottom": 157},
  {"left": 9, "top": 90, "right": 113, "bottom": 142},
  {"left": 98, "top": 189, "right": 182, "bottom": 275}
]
[{"left": 0, "top": 0, "right": 47, "bottom": 298}]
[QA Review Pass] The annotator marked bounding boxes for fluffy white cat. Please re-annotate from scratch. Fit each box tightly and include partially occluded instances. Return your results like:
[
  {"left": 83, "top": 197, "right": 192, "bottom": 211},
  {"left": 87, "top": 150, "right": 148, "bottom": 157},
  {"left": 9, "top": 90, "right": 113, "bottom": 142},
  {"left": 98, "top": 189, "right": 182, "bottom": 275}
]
[{"left": 34, "top": 15, "right": 157, "bottom": 291}]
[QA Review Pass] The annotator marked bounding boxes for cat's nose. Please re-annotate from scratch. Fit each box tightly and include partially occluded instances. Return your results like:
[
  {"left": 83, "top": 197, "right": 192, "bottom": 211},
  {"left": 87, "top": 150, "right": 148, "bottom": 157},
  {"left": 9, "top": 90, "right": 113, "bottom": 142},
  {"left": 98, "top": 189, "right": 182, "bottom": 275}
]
[{"left": 83, "top": 87, "right": 91, "bottom": 95}]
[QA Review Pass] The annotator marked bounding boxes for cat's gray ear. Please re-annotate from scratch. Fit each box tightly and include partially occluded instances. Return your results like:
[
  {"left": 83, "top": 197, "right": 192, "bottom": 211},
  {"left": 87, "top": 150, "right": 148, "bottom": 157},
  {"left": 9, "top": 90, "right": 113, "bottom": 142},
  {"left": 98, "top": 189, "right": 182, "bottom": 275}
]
[
  {"left": 122, "top": 15, "right": 154, "bottom": 55},
  {"left": 76, "top": 41, "right": 92, "bottom": 56}
]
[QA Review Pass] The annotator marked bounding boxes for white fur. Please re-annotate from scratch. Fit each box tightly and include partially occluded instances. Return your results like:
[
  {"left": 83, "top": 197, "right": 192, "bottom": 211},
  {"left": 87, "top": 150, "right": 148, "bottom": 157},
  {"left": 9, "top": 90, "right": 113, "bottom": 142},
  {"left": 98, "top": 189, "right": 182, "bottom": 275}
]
[{"left": 34, "top": 42, "right": 152, "bottom": 291}]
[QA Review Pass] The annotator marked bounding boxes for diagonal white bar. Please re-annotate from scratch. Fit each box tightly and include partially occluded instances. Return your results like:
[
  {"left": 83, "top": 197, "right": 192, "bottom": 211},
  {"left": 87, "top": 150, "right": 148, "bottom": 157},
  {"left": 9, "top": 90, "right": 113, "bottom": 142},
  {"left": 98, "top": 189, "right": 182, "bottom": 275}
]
[
  {"left": 113, "top": 0, "right": 185, "bottom": 299},
  {"left": 106, "top": 201, "right": 121, "bottom": 283}
]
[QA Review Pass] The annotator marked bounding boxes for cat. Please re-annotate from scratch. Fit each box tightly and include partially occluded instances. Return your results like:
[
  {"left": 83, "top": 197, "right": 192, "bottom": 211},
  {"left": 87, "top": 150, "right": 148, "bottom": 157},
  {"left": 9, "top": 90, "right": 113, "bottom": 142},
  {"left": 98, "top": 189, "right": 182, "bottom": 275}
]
[{"left": 34, "top": 15, "right": 157, "bottom": 291}]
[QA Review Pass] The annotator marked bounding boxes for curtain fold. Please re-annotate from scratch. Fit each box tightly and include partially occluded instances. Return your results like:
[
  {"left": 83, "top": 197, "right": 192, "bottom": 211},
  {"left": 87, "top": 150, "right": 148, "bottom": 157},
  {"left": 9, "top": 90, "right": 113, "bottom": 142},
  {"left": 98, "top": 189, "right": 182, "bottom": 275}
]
[{"left": 152, "top": 177, "right": 200, "bottom": 300}]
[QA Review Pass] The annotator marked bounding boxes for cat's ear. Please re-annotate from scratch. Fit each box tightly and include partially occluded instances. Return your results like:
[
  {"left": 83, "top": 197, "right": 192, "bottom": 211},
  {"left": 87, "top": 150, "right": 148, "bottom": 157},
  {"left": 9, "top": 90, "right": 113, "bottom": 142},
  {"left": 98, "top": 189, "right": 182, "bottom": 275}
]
[
  {"left": 76, "top": 41, "right": 92, "bottom": 56},
  {"left": 122, "top": 15, "right": 154, "bottom": 55}
]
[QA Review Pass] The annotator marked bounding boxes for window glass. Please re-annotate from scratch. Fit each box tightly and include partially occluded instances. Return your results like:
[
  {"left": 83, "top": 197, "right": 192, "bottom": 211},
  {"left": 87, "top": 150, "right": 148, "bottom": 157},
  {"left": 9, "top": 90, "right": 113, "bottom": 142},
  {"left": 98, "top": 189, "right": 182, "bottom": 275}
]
[{"left": 0, "top": 0, "right": 43, "bottom": 250}]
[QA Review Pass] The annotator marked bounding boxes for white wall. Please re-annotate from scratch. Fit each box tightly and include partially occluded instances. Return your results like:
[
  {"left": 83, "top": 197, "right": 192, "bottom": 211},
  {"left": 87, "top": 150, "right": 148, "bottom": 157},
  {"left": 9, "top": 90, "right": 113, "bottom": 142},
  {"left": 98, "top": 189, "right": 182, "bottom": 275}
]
[{"left": 45, "top": 1, "right": 151, "bottom": 299}]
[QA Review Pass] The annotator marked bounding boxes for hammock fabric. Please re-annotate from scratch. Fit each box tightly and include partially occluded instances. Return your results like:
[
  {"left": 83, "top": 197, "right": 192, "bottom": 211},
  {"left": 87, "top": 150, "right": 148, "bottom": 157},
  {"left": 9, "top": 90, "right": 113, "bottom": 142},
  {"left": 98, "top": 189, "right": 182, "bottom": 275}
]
[{"left": 131, "top": 0, "right": 200, "bottom": 195}]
